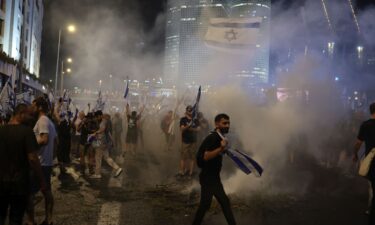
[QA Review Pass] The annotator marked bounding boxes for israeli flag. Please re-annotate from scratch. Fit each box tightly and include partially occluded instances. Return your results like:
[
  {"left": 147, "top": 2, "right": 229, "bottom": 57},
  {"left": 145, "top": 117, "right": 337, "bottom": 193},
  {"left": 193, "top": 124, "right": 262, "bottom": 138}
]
[
  {"left": 191, "top": 86, "right": 201, "bottom": 126},
  {"left": 124, "top": 79, "right": 129, "bottom": 99},
  {"left": 217, "top": 131, "right": 263, "bottom": 177},
  {"left": 226, "top": 148, "right": 263, "bottom": 177},
  {"left": 204, "top": 17, "right": 262, "bottom": 53},
  {"left": 87, "top": 134, "right": 97, "bottom": 144},
  {"left": 94, "top": 90, "right": 105, "bottom": 111},
  {"left": 0, "top": 75, "right": 16, "bottom": 115}
]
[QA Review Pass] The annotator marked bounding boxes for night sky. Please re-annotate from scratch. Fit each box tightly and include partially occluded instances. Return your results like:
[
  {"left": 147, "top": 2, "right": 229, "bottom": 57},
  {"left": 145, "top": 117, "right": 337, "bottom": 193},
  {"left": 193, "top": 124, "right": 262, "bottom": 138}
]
[
  {"left": 40, "top": 0, "right": 374, "bottom": 83},
  {"left": 40, "top": 0, "right": 166, "bottom": 82}
]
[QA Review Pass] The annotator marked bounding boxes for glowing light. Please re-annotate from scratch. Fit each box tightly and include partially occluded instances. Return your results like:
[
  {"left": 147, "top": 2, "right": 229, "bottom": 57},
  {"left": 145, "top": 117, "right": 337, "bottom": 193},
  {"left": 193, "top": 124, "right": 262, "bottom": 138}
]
[
  {"left": 67, "top": 58, "right": 72, "bottom": 63},
  {"left": 66, "top": 68, "right": 71, "bottom": 73},
  {"left": 67, "top": 25, "right": 76, "bottom": 33},
  {"left": 328, "top": 42, "right": 335, "bottom": 57},
  {"left": 334, "top": 77, "right": 339, "bottom": 81},
  {"left": 357, "top": 46, "right": 363, "bottom": 59}
]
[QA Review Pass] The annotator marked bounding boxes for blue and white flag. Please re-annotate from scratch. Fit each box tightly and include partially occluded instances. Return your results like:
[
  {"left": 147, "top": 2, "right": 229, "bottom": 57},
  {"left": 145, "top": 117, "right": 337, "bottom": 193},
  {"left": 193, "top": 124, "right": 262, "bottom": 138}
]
[
  {"left": 94, "top": 90, "right": 105, "bottom": 111},
  {"left": 226, "top": 148, "right": 263, "bottom": 177},
  {"left": 124, "top": 79, "right": 129, "bottom": 99},
  {"left": 204, "top": 17, "right": 262, "bottom": 53},
  {"left": 217, "top": 131, "right": 263, "bottom": 177},
  {"left": 191, "top": 86, "right": 201, "bottom": 126},
  {"left": 0, "top": 75, "right": 16, "bottom": 116}
]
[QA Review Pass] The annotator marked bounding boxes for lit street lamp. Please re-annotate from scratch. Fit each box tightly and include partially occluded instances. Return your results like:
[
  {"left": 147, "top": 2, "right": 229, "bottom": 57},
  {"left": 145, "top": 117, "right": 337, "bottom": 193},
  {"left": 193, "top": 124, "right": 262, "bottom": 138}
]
[
  {"left": 67, "top": 25, "right": 76, "bottom": 33},
  {"left": 54, "top": 24, "right": 76, "bottom": 96},
  {"left": 60, "top": 58, "right": 73, "bottom": 95}
]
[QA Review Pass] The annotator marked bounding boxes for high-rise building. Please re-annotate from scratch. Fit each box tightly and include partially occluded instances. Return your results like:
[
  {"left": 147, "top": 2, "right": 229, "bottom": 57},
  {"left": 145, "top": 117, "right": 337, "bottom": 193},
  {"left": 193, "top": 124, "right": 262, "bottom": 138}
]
[
  {"left": 230, "top": 0, "right": 271, "bottom": 85},
  {"left": 0, "top": 0, "right": 43, "bottom": 77},
  {"left": 164, "top": 0, "right": 270, "bottom": 87}
]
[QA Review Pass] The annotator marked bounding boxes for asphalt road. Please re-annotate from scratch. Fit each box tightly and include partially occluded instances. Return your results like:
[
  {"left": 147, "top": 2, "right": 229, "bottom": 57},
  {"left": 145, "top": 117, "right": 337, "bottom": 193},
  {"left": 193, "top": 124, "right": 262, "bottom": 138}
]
[{"left": 30, "top": 149, "right": 369, "bottom": 225}]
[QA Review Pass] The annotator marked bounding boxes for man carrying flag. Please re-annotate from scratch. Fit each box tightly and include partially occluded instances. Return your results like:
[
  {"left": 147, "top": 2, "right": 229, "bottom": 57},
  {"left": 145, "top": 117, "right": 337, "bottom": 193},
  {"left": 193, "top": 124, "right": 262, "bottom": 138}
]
[
  {"left": 179, "top": 86, "right": 202, "bottom": 178},
  {"left": 194, "top": 113, "right": 236, "bottom": 225}
]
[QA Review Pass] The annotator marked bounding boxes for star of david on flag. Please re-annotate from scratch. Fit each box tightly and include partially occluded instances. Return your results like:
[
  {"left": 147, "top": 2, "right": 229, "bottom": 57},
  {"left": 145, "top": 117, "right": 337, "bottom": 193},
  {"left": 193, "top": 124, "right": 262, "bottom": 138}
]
[{"left": 205, "top": 17, "right": 262, "bottom": 53}]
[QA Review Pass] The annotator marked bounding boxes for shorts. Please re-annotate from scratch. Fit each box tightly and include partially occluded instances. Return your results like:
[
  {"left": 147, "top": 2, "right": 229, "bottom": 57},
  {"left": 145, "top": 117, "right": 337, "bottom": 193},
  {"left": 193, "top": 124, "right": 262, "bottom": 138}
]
[
  {"left": 126, "top": 130, "right": 138, "bottom": 144},
  {"left": 181, "top": 143, "right": 197, "bottom": 160},
  {"left": 30, "top": 166, "right": 52, "bottom": 194}
]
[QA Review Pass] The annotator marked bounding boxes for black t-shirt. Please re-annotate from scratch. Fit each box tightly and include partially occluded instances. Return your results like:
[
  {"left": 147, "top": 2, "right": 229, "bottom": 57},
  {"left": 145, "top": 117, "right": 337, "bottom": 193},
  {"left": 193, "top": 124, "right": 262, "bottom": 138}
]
[
  {"left": 180, "top": 116, "right": 198, "bottom": 143},
  {"left": 80, "top": 119, "right": 97, "bottom": 145},
  {"left": 0, "top": 124, "right": 38, "bottom": 195},
  {"left": 127, "top": 115, "right": 138, "bottom": 132},
  {"left": 358, "top": 119, "right": 375, "bottom": 155},
  {"left": 196, "top": 132, "right": 223, "bottom": 183}
]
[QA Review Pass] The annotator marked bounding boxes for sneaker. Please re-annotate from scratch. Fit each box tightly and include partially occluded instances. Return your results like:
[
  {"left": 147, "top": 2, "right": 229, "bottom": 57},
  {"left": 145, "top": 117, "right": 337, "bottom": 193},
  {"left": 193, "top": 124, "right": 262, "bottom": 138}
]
[
  {"left": 114, "top": 168, "right": 123, "bottom": 177},
  {"left": 90, "top": 174, "right": 102, "bottom": 179}
]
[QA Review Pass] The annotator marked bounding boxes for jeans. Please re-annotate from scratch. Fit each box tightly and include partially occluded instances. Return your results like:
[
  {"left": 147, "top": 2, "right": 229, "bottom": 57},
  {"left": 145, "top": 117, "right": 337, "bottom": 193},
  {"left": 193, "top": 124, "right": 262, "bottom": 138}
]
[{"left": 192, "top": 179, "right": 236, "bottom": 225}]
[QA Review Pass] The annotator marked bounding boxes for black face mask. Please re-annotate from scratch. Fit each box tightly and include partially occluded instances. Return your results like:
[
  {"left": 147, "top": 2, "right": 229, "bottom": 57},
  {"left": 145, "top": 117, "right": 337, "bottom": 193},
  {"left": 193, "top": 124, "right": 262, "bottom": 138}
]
[{"left": 219, "top": 127, "right": 229, "bottom": 134}]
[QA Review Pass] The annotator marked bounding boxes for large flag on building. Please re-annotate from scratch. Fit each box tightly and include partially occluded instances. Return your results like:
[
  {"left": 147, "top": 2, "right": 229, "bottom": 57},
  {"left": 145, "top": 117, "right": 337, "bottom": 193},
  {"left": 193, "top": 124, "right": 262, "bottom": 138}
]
[
  {"left": 0, "top": 75, "right": 16, "bottom": 116},
  {"left": 204, "top": 17, "right": 262, "bottom": 52}
]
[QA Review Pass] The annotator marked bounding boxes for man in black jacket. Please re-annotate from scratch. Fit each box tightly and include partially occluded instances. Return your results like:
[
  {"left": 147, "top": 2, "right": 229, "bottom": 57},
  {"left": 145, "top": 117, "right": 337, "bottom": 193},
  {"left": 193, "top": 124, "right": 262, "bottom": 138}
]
[{"left": 193, "top": 113, "right": 236, "bottom": 225}]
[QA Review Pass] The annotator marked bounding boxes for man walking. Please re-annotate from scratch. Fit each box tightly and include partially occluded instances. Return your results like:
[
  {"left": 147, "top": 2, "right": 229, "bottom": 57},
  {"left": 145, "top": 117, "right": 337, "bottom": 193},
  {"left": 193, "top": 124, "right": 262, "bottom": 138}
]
[
  {"left": 354, "top": 103, "right": 375, "bottom": 225},
  {"left": 0, "top": 104, "right": 46, "bottom": 225},
  {"left": 193, "top": 113, "right": 236, "bottom": 225},
  {"left": 90, "top": 110, "right": 122, "bottom": 179}
]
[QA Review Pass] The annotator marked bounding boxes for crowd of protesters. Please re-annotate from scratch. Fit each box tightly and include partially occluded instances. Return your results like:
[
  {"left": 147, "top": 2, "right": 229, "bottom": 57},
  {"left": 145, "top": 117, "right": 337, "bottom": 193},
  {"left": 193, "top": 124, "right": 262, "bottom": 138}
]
[{"left": 1, "top": 88, "right": 375, "bottom": 225}]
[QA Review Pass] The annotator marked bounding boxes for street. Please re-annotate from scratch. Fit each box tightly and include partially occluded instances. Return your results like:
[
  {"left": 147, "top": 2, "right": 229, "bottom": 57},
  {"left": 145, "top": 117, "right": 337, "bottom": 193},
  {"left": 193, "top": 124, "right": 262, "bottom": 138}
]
[{"left": 30, "top": 148, "right": 369, "bottom": 225}]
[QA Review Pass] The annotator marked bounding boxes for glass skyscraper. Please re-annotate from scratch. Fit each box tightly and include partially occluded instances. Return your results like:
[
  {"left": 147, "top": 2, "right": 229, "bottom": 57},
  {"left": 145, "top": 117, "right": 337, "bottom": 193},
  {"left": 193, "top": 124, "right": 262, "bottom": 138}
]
[{"left": 164, "top": 0, "right": 270, "bottom": 87}]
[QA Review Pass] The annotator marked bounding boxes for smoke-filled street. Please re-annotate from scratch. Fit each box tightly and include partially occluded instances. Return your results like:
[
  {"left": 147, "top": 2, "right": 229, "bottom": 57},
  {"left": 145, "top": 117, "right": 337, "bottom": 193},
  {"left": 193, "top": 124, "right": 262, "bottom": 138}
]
[
  {"left": 26, "top": 144, "right": 367, "bottom": 225},
  {"left": 1, "top": 0, "right": 375, "bottom": 225}
]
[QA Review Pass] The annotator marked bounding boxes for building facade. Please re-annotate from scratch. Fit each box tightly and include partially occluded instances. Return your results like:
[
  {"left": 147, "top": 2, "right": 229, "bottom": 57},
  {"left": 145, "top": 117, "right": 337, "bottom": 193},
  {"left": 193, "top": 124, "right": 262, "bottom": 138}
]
[
  {"left": 0, "top": 0, "right": 43, "bottom": 77},
  {"left": 230, "top": 0, "right": 271, "bottom": 85},
  {"left": 164, "top": 0, "right": 270, "bottom": 87}
]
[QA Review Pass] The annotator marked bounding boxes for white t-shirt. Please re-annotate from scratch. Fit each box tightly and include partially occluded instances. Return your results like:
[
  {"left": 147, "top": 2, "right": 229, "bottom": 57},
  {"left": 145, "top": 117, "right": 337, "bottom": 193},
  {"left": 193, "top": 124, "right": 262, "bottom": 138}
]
[{"left": 33, "top": 115, "right": 57, "bottom": 166}]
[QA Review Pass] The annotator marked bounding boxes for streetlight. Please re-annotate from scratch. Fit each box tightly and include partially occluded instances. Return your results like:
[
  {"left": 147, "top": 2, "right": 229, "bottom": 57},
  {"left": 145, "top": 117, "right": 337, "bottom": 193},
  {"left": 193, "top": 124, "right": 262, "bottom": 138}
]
[
  {"left": 60, "top": 58, "right": 73, "bottom": 95},
  {"left": 54, "top": 24, "right": 76, "bottom": 96},
  {"left": 67, "top": 25, "right": 76, "bottom": 33}
]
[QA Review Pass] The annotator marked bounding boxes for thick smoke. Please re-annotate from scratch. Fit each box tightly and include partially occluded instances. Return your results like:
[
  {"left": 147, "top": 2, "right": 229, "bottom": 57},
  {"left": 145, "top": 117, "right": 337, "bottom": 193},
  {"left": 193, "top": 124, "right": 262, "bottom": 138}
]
[
  {"left": 188, "top": 0, "right": 375, "bottom": 195},
  {"left": 46, "top": 0, "right": 375, "bottom": 192}
]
